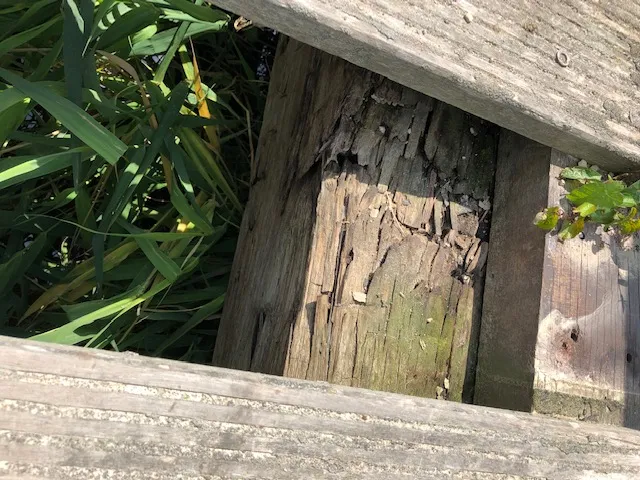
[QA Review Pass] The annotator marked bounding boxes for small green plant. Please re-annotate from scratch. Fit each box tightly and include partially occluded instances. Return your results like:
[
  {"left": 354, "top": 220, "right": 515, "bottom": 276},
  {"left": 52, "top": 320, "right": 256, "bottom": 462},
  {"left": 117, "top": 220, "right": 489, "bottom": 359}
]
[{"left": 534, "top": 166, "right": 640, "bottom": 240}]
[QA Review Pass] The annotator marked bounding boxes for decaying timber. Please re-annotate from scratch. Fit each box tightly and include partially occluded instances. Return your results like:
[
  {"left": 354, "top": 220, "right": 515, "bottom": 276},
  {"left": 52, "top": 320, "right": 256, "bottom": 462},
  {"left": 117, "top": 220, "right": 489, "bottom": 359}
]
[{"left": 214, "top": 38, "right": 498, "bottom": 401}]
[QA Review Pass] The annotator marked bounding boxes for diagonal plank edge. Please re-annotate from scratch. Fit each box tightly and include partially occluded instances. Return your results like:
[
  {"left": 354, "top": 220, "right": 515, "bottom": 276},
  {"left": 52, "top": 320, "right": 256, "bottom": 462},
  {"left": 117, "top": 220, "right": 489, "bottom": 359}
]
[
  {"left": 208, "top": 0, "right": 640, "bottom": 171},
  {"left": 1, "top": 336, "right": 640, "bottom": 479}
]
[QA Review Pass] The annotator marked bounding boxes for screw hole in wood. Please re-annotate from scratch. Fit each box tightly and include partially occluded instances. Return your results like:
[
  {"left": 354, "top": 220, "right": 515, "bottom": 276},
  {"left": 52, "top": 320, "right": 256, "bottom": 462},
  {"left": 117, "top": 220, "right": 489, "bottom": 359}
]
[{"left": 570, "top": 328, "right": 579, "bottom": 342}]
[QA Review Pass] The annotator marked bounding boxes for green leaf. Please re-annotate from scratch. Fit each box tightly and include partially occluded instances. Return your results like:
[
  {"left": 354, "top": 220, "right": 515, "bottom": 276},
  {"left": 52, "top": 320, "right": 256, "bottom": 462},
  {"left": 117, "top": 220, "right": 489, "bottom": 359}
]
[
  {"left": 560, "top": 167, "right": 602, "bottom": 182},
  {"left": 589, "top": 209, "right": 616, "bottom": 225},
  {"left": 558, "top": 217, "right": 585, "bottom": 241},
  {"left": 121, "top": 221, "right": 182, "bottom": 281},
  {"left": 153, "top": 293, "right": 224, "bottom": 356},
  {"left": 534, "top": 206, "right": 561, "bottom": 230},
  {"left": 0, "top": 148, "right": 92, "bottom": 191},
  {"left": 621, "top": 193, "right": 637, "bottom": 208},
  {"left": 130, "top": 22, "right": 226, "bottom": 56},
  {"left": 566, "top": 180, "right": 625, "bottom": 210},
  {"left": 622, "top": 180, "right": 640, "bottom": 206},
  {"left": 0, "top": 68, "right": 127, "bottom": 164},
  {"left": 573, "top": 202, "right": 597, "bottom": 217}
]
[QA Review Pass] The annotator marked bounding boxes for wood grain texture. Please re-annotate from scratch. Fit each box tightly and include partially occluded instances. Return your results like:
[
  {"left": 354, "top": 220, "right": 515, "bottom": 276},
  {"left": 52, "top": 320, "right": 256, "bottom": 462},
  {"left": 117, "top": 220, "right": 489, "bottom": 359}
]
[
  {"left": 208, "top": 0, "right": 640, "bottom": 171},
  {"left": 534, "top": 161, "right": 640, "bottom": 429},
  {"left": 1, "top": 336, "right": 640, "bottom": 479},
  {"left": 478, "top": 131, "right": 640, "bottom": 429},
  {"left": 475, "top": 130, "right": 554, "bottom": 412},
  {"left": 213, "top": 38, "right": 496, "bottom": 401}
]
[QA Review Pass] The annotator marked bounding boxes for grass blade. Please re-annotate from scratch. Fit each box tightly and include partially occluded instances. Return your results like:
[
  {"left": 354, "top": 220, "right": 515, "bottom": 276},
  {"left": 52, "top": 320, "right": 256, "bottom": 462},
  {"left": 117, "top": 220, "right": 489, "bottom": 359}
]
[
  {"left": 21, "top": 240, "right": 140, "bottom": 321},
  {"left": 0, "top": 85, "right": 28, "bottom": 113},
  {"left": 0, "top": 148, "right": 91, "bottom": 191},
  {"left": 170, "top": 180, "right": 214, "bottom": 234},
  {"left": 0, "top": 68, "right": 127, "bottom": 164},
  {"left": 0, "top": 16, "right": 61, "bottom": 57},
  {"left": 154, "top": 21, "right": 189, "bottom": 85},
  {"left": 30, "top": 278, "right": 173, "bottom": 344},
  {"left": 153, "top": 293, "right": 224, "bottom": 356},
  {"left": 179, "top": 127, "right": 242, "bottom": 211},
  {"left": 96, "top": 4, "right": 160, "bottom": 51},
  {"left": 63, "top": 0, "right": 93, "bottom": 187},
  {"left": 0, "top": 0, "right": 58, "bottom": 42},
  {"left": 130, "top": 22, "right": 225, "bottom": 56},
  {"left": 0, "top": 233, "right": 47, "bottom": 295},
  {"left": 121, "top": 221, "right": 182, "bottom": 281},
  {"left": 100, "top": 83, "right": 189, "bottom": 231},
  {"left": 30, "top": 38, "right": 63, "bottom": 81}
]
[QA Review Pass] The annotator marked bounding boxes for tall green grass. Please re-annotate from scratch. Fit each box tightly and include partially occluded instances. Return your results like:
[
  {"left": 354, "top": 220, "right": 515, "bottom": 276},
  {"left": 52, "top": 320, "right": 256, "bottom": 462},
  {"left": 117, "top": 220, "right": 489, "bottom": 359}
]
[{"left": 0, "top": 0, "right": 272, "bottom": 362}]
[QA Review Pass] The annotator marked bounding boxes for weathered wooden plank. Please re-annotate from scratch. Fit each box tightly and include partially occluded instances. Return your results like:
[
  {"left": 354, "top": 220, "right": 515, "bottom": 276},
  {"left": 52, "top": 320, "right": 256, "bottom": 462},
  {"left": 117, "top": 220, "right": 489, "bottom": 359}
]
[
  {"left": 534, "top": 162, "right": 640, "bottom": 428},
  {"left": 477, "top": 130, "right": 640, "bottom": 429},
  {"left": 475, "top": 130, "right": 554, "bottom": 412},
  {"left": 208, "top": 0, "right": 640, "bottom": 171},
  {"left": 212, "top": 37, "right": 494, "bottom": 401},
  {"left": 1, "top": 336, "right": 640, "bottom": 479}
]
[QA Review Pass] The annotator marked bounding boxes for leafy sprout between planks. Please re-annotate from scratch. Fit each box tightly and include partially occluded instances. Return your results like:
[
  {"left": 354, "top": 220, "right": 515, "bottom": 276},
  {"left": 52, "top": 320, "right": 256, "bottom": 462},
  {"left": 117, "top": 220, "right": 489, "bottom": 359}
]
[{"left": 534, "top": 164, "right": 640, "bottom": 240}]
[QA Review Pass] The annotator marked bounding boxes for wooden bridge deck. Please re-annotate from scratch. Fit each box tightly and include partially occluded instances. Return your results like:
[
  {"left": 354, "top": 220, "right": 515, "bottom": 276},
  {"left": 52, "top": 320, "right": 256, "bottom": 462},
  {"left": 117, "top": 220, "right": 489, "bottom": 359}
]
[{"left": 1, "top": 336, "right": 640, "bottom": 479}]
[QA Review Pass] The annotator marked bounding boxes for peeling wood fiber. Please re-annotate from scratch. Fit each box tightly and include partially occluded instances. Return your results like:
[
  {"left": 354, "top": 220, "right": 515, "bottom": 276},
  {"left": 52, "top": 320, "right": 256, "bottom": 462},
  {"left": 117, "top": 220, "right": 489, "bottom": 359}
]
[{"left": 214, "top": 38, "right": 497, "bottom": 402}]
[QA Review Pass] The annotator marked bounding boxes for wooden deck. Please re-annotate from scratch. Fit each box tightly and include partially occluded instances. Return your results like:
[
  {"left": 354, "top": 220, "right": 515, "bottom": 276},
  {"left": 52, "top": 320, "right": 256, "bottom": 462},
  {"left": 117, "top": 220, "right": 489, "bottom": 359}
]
[
  {"left": 210, "top": 0, "right": 640, "bottom": 171},
  {"left": 1, "top": 336, "right": 640, "bottom": 479}
]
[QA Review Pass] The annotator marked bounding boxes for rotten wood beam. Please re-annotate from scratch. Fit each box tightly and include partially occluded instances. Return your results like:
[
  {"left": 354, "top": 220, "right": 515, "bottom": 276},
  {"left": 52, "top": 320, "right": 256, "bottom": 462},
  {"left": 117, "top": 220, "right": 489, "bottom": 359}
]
[{"left": 213, "top": 38, "right": 496, "bottom": 402}]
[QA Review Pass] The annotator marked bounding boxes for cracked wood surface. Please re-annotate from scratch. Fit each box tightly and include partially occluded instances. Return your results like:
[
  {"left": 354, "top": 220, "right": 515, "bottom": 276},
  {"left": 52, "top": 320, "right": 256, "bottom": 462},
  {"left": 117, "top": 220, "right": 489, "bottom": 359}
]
[
  {"left": 2, "top": 336, "right": 640, "bottom": 479},
  {"left": 213, "top": 38, "right": 496, "bottom": 401},
  {"left": 209, "top": 0, "right": 640, "bottom": 171}
]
